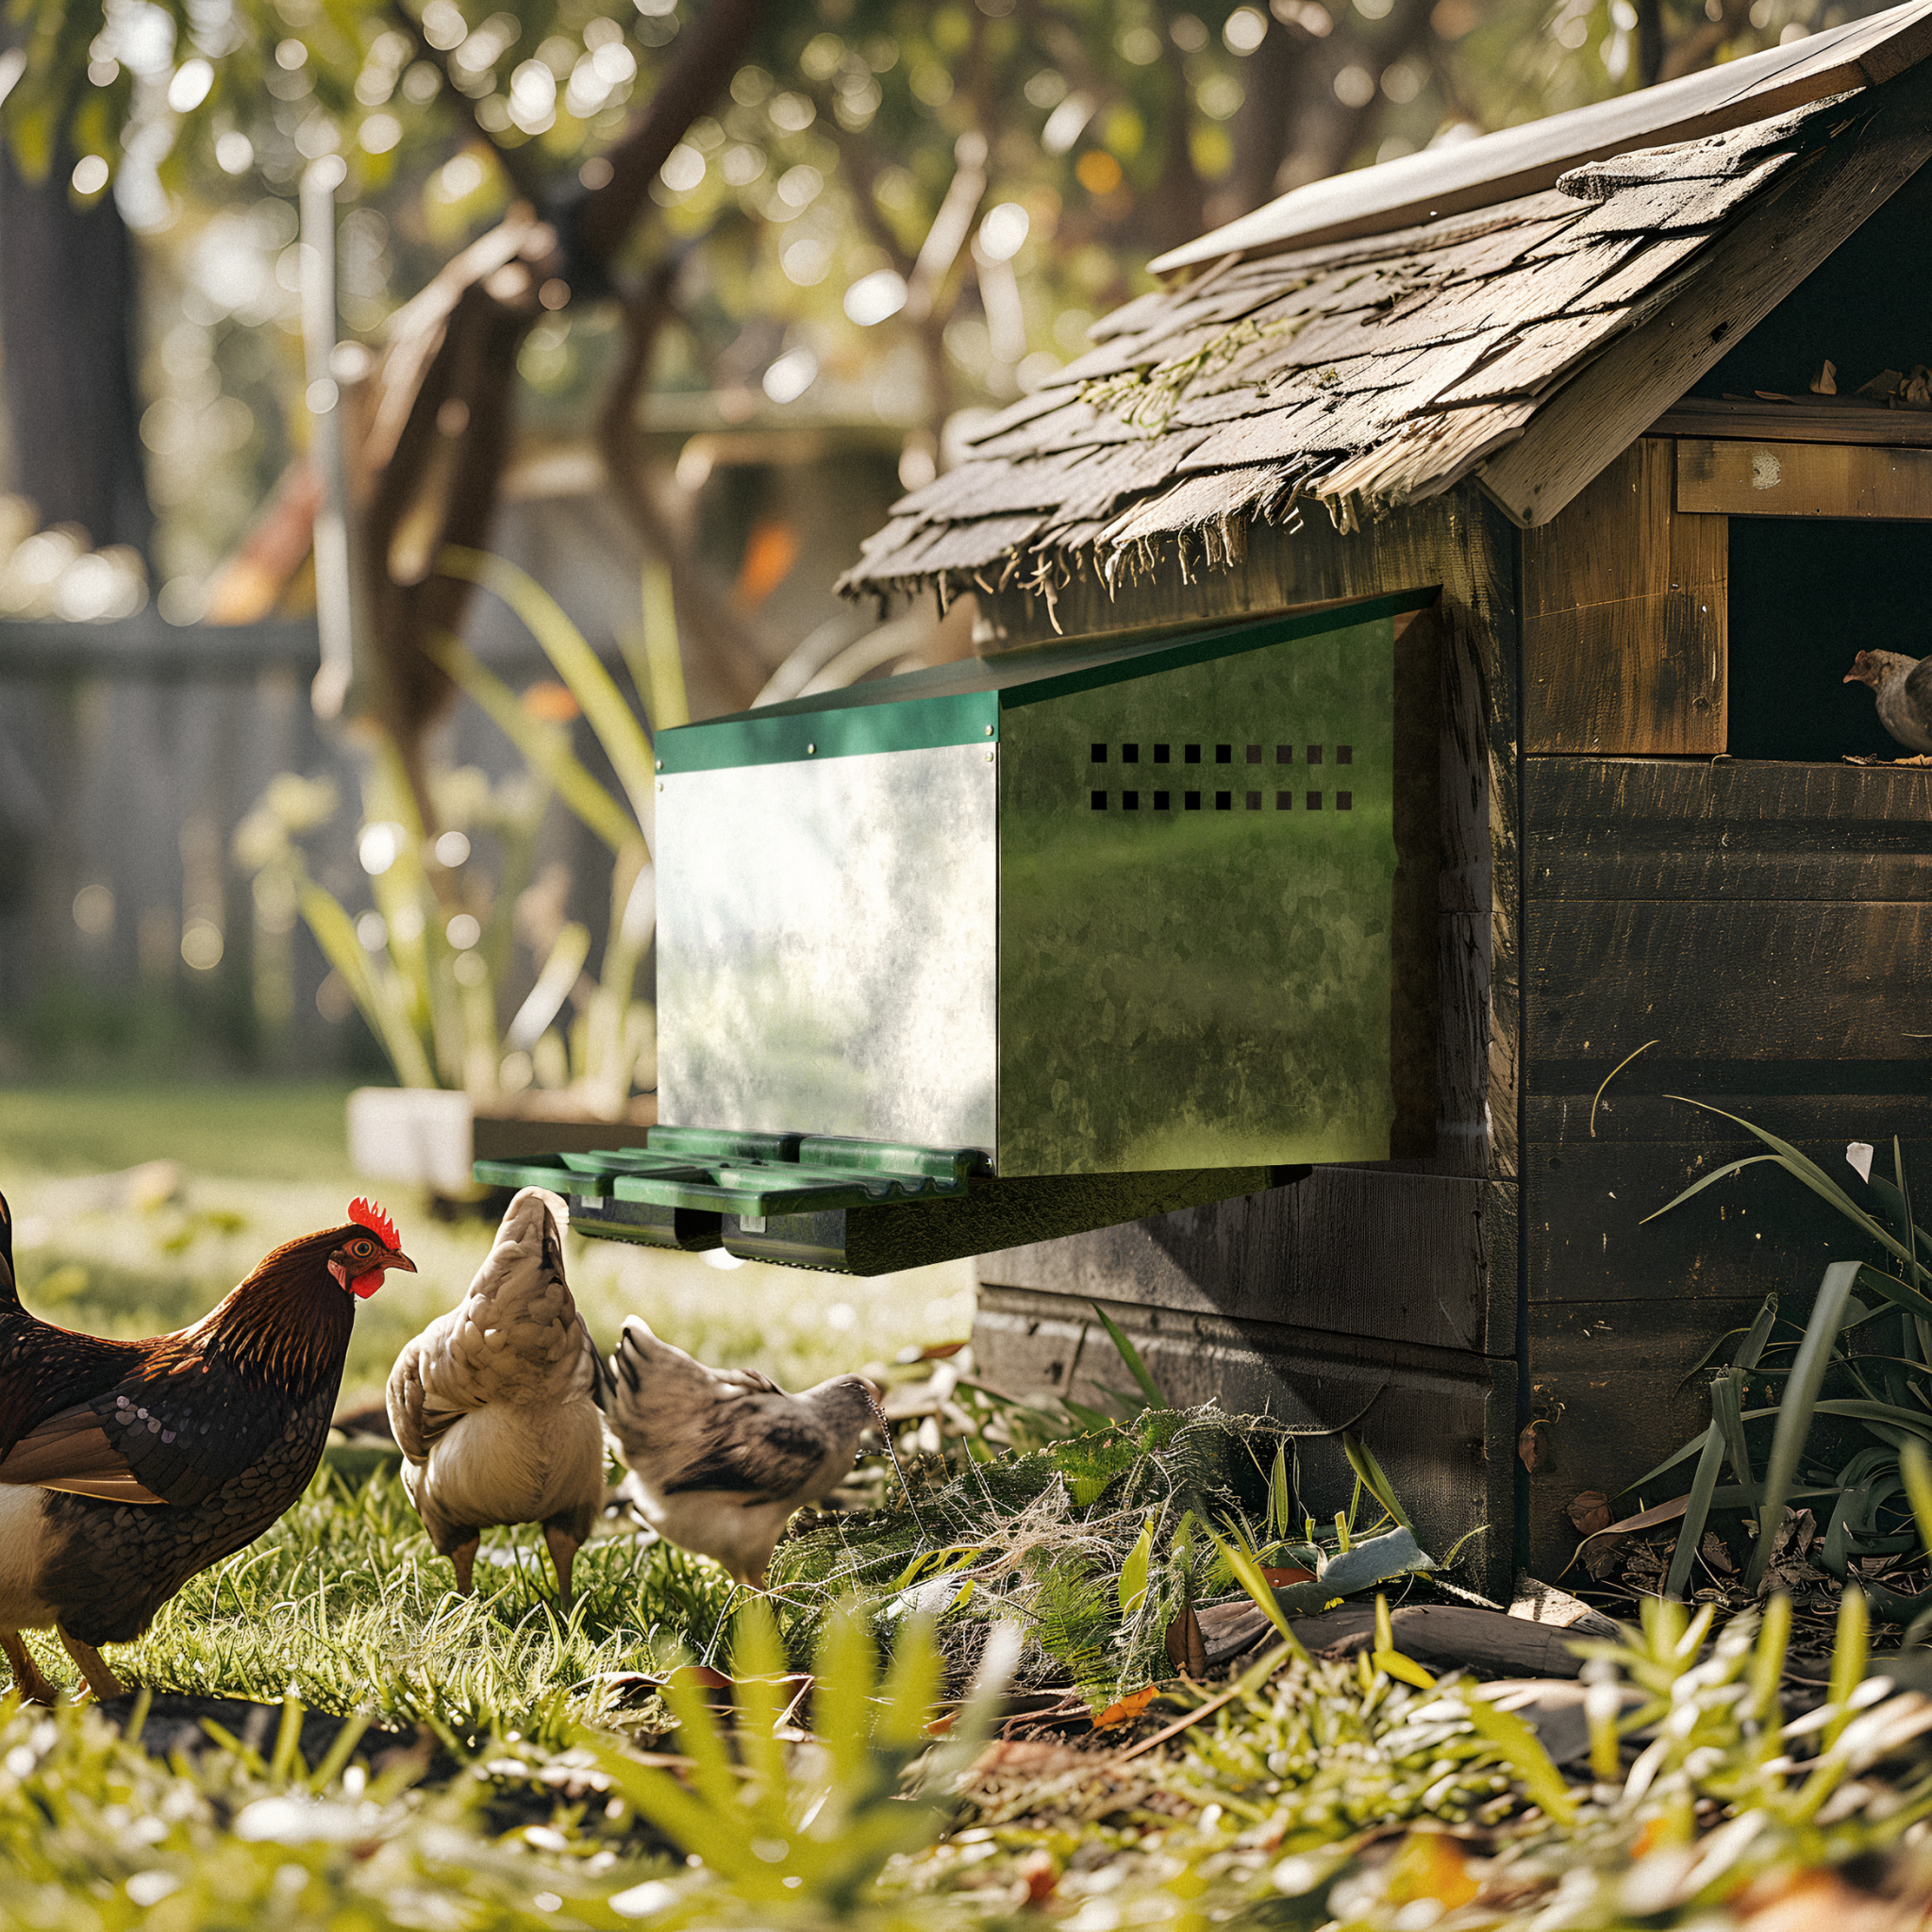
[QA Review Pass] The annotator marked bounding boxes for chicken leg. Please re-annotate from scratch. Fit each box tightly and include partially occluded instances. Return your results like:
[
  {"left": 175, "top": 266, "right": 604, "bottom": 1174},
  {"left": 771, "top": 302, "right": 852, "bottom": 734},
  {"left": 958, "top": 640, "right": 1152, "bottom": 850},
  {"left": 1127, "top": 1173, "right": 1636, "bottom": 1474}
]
[
  {"left": 58, "top": 1628, "right": 125, "bottom": 1703},
  {"left": 543, "top": 1524, "right": 580, "bottom": 1611},
  {"left": 2, "top": 1632, "right": 57, "bottom": 1706},
  {"left": 449, "top": 1538, "right": 478, "bottom": 1596}
]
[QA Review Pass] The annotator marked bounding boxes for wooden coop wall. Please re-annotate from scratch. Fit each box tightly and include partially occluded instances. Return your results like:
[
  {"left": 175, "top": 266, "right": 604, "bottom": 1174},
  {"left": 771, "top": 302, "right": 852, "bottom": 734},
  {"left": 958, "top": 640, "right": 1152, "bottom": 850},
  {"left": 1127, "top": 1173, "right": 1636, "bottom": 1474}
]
[
  {"left": 1515, "top": 427, "right": 1932, "bottom": 1578},
  {"left": 971, "top": 488, "right": 1521, "bottom": 1600}
]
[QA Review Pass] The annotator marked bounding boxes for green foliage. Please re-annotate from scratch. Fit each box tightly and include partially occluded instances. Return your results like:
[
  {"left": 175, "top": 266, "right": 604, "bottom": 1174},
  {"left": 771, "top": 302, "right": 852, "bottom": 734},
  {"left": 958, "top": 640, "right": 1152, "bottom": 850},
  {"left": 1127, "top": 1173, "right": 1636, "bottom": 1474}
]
[
  {"left": 591, "top": 1599, "right": 1017, "bottom": 1915},
  {"left": 235, "top": 551, "right": 655, "bottom": 1108},
  {"left": 1640, "top": 1107, "right": 1932, "bottom": 1617}
]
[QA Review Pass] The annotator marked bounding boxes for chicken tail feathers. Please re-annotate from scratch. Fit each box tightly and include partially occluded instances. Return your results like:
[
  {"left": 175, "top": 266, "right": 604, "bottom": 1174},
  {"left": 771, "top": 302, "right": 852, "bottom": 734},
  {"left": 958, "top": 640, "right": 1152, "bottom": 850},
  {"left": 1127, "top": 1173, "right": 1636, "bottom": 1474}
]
[{"left": 0, "top": 1194, "right": 17, "bottom": 1308}]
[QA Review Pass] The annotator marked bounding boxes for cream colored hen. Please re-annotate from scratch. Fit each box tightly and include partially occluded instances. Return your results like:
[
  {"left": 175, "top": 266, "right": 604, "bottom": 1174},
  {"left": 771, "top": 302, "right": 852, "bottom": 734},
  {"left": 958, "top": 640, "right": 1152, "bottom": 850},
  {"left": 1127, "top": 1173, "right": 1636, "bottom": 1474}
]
[{"left": 386, "top": 1189, "right": 607, "bottom": 1607}]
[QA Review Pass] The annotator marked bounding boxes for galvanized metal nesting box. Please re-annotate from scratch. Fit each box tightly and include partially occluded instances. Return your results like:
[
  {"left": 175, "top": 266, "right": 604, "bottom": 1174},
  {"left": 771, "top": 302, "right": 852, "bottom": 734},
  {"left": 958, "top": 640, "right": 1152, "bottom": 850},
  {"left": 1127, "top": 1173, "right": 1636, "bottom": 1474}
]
[{"left": 492, "top": 2, "right": 1932, "bottom": 1599}]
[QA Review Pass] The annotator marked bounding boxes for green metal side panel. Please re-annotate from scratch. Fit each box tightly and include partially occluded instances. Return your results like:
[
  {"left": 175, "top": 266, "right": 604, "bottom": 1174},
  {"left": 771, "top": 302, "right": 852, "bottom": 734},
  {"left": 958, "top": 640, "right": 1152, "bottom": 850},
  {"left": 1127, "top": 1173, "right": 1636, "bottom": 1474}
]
[{"left": 996, "top": 612, "right": 1401, "bottom": 1175}]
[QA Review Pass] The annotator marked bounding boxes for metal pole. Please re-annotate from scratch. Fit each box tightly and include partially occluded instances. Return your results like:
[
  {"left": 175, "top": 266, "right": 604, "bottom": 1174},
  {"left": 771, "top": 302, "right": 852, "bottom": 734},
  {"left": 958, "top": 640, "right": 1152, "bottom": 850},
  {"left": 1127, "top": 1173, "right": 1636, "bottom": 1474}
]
[{"left": 298, "top": 155, "right": 364, "bottom": 723}]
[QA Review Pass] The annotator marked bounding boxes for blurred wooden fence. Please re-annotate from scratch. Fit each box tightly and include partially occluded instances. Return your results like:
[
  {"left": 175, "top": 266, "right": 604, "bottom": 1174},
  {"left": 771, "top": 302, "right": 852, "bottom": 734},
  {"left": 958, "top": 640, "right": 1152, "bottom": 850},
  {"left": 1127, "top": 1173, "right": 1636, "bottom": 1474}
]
[{"left": 0, "top": 615, "right": 593, "bottom": 1074}]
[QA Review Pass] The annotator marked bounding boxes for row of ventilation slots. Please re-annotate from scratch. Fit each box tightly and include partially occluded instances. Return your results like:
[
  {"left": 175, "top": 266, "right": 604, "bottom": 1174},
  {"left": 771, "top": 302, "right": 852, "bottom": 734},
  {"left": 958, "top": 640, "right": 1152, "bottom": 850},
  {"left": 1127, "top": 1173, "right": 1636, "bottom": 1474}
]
[{"left": 1090, "top": 741, "right": 1353, "bottom": 812}]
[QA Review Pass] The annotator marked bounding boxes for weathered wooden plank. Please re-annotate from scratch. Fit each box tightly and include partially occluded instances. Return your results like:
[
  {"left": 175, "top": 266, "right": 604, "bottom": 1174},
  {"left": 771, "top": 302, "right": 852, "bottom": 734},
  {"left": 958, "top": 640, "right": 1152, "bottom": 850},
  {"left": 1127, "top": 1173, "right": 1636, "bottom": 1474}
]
[
  {"left": 1522, "top": 1351, "right": 1757, "bottom": 1580},
  {"left": 973, "top": 1283, "right": 1515, "bottom": 1599},
  {"left": 1650, "top": 396, "right": 1932, "bottom": 445},
  {"left": 1479, "top": 70, "right": 1932, "bottom": 527},
  {"left": 976, "top": 484, "right": 1519, "bottom": 1185},
  {"left": 1150, "top": 4, "right": 1932, "bottom": 275},
  {"left": 1677, "top": 435, "right": 1932, "bottom": 517},
  {"left": 975, "top": 1167, "right": 1516, "bottom": 1356},
  {"left": 1524, "top": 755, "right": 1932, "bottom": 896},
  {"left": 1563, "top": 153, "right": 1794, "bottom": 238},
  {"left": 1528, "top": 900, "right": 1932, "bottom": 1062},
  {"left": 1524, "top": 1122, "right": 1927, "bottom": 1307},
  {"left": 1522, "top": 441, "right": 1726, "bottom": 754}
]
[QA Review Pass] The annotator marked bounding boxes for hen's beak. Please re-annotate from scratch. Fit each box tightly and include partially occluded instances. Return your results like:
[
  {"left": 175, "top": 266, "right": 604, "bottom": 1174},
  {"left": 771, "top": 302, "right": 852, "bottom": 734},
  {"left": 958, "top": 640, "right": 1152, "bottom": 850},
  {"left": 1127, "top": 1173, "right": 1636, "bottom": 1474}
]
[{"left": 383, "top": 1248, "right": 419, "bottom": 1274}]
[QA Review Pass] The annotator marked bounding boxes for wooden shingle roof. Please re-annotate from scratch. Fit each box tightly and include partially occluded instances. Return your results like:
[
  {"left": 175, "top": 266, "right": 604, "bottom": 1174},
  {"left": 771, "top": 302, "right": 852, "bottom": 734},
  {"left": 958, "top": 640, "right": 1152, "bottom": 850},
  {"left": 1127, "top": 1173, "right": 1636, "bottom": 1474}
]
[{"left": 841, "top": 31, "right": 1932, "bottom": 608}]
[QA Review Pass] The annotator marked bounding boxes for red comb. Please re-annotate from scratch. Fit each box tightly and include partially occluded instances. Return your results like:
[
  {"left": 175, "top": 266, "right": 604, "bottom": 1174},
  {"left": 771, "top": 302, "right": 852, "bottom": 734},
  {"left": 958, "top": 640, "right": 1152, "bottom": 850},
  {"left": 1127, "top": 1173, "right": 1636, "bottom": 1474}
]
[{"left": 348, "top": 1197, "right": 401, "bottom": 1251}]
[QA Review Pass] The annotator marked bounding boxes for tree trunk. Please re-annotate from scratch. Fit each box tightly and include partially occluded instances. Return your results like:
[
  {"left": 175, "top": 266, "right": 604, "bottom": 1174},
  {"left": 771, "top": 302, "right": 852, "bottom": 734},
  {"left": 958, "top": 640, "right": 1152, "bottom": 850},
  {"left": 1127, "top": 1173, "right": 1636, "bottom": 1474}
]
[{"left": 0, "top": 142, "right": 153, "bottom": 556}]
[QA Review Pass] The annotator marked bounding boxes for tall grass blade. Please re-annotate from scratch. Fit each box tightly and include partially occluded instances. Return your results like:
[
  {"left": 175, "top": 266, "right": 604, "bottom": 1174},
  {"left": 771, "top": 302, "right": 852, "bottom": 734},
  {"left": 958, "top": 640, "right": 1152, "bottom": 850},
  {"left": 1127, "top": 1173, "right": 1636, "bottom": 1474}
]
[
  {"left": 439, "top": 545, "right": 658, "bottom": 833},
  {"left": 1208, "top": 1529, "right": 1311, "bottom": 1664},
  {"left": 1664, "top": 1394, "right": 1729, "bottom": 1603},
  {"left": 1342, "top": 1431, "right": 1420, "bottom": 1543},
  {"left": 1744, "top": 1260, "right": 1862, "bottom": 1593},
  {"left": 1090, "top": 1303, "right": 1164, "bottom": 1411},
  {"left": 1825, "top": 1588, "right": 1868, "bottom": 1750},
  {"left": 1458, "top": 1691, "right": 1577, "bottom": 1824}
]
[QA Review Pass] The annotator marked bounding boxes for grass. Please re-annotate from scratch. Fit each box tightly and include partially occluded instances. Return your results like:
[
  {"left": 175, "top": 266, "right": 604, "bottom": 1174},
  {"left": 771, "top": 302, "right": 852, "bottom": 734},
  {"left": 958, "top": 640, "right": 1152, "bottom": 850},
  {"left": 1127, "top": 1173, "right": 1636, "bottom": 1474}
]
[{"left": 6, "top": 1082, "right": 1931, "bottom": 1929}]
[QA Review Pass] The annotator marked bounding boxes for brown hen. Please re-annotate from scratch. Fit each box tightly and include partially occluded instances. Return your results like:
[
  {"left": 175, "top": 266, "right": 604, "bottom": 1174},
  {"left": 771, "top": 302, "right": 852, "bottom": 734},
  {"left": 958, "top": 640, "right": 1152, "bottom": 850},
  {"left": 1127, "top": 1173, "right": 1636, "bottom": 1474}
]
[{"left": 0, "top": 1192, "right": 413, "bottom": 1703}]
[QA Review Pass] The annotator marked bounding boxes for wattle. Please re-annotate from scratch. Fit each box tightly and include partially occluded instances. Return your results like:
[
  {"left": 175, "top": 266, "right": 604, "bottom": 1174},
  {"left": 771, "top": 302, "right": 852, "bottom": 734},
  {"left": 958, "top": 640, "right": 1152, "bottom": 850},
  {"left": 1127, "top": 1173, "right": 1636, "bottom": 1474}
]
[{"left": 350, "top": 1269, "right": 386, "bottom": 1299}]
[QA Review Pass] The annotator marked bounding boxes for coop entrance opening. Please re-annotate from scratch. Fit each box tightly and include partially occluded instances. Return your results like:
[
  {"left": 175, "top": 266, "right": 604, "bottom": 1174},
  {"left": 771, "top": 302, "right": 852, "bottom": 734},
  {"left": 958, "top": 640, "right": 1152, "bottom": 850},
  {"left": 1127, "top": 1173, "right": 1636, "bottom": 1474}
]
[{"left": 1727, "top": 516, "right": 1932, "bottom": 763}]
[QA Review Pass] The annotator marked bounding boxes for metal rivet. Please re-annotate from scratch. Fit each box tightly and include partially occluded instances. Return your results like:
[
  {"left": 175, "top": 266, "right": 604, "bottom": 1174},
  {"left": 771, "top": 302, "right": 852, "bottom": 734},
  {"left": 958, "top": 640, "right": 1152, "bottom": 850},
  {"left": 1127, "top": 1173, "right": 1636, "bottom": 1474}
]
[
  {"left": 658, "top": 781, "right": 664, "bottom": 791},
  {"left": 655, "top": 758, "right": 662, "bottom": 771},
  {"left": 807, "top": 742, "right": 816, "bottom": 755},
  {"left": 987, "top": 751, "right": 994, "bottom": 762},
  {"left": 984, "top": 724, "right": 993, "bottom": 737}
]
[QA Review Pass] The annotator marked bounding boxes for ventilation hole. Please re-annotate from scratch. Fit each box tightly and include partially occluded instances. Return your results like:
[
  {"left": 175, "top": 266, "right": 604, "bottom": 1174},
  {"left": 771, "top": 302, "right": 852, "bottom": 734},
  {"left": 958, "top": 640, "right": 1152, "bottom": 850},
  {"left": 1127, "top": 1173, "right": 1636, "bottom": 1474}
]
[
  {"left": 1091, "top": 744, "right": 1108, "bottom": 763},
  {"left": 1215, "top": 791, "right": 1232, "bottom": 810},
  {"left": 1276, "top": 744, "right": 1291, "bottom": 764},
  {"left": 1123, "top": 790, "right": 1139, "bottom": 810},
  {"left": 1184, "top": 744, "right": 1201, "bottom": 764},
  {"left": 1091, "top": 791, "right": 1108, "bottom": 810},
  {"left": 1122, "top": 743, "right": 1140, "bottom": 764},
  {"left": 1245, "top": 791, "right": 1261, "bottom": 810},
  {"left": 1154, "top": 743, "right": 1171, "bottom": 763},
  {"left": 1154, "top": 791, "right": 1171, "bottom": 810},
  {"left": 1337, "top": 791, "right": 1352, "bottom": 810},
  {"left": 1245, "top": 744, "right": 1261, "bottom": 764},
  {"left": 1276, "top": 791, "right": 1291, "bottom": 810},
  {"left": 1337, "top": 745, "right": 1353, "bottom": 766},
  {"left": 1306, "top": 791, "right": 1323, "bottom": 810},
  {"left": 1215, "top": 744, "right": 1232, "bottom": 764},
  {"left": 1307, "top": 745, "right": 1323, "bottom": 765},
  {"left": 1185, "top": 791, "right": 1202, "bottom": 810}
]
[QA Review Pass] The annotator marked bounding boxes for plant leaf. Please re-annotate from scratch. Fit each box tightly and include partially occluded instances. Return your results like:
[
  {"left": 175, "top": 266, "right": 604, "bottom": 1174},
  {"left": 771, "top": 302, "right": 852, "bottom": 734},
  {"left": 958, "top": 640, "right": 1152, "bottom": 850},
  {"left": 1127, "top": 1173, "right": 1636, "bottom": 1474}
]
[{"left": 1090, "top": 1303, "right": 1164, "bottom": 1411}]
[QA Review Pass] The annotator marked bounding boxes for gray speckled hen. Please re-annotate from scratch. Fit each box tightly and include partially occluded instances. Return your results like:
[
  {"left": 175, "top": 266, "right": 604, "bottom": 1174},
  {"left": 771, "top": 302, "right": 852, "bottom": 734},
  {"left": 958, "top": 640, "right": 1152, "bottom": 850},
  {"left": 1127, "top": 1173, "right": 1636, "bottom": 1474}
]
[
  {"left": 605, "top": 1318, "right": 877, "bottom": 1587},
  {"left": 386, "top": 1189, "right": 608, "bottom": 1607},
  {"left": 1844, "top": 649, "right": 1932, "bottom": 760}
]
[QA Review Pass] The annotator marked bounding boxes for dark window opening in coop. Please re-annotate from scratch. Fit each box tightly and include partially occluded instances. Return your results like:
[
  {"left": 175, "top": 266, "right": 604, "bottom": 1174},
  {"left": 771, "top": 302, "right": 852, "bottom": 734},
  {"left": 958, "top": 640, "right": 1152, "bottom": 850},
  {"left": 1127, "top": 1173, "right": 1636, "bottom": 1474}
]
[
  {"left": 1154, "top": 791, "right": 1171, "bottom": 810},
  {"left": 1091, "top": 790, "right": 1107, "bottom": 809},
  {"left": 1123, "top": 791, "right": 1139, "bottom": 809},
  {"left": 1245, "top": 791, "right": 1261, "bottom": 810},
  {"left": 1338, "top": 791, "right": 1353, "bottom": 810},
  {"left": 1276, "top": 744, "right": 1291, "bottom": 763},
  {"left": 1337, "top": 745, "right": 1353, "bottom": 765},
  {"left": 1216, "top": 744, "right": 1232, "bottom": 763},
  {"left": 1245, "top": 744, "right": 1262, "bottom": 763},
  {"left": 1307, "top": 744, "right": 1323, "bottom": 765},
  {"left": 1185, "top": 791, "right": 1202, "bottom": 809},
  {"left": 1215, "top": 791, "right": 1232, "bottom": 809},
  {"left": 1307, "top": 791, "right": 1323, "bottom": 810},
  {"left": 1726, "top": 518, "right": 1932, "bottom": 762},
  {"left": 1276, "top": 791, "right": 1291, "bottom": 809},
  {"left": 1185, "top": 744, "right": 1201, "bottom": 764},
  {"left": 1091, "top": 743, "right": 1107, "bottom": 763},
  {"left": 1123, "top": 743, "right": 1140, "bottom": 763},
  {"left": 1154, "top": 743, "right": 1170, "bottom": 762}
]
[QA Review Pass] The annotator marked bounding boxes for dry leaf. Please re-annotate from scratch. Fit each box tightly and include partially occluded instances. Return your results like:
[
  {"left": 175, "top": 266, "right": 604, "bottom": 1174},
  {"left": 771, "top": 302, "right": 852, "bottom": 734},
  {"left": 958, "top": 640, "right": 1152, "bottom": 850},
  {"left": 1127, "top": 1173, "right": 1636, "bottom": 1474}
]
[
  {"left": 1809, "top": 358, "right": 1837, "bottom": 395},
  {"left": 1567, "top": 1491, "right": 1612, "bottom": 1538},
  {"left": 1518, "top": 1421, "right": 1545, "bottom": 1473},
  {"left": 1163, "top": 1604, "right": 1207, "bottom": 1676},
  {"left": 1093, "top": 1686, "right": 1159, "bottom": 1729},
  {"left": 1261, "top": 1567, "right": 1317, "bottom": 1588},
  {"left": 1384, "top": 1831, "right": 1482, "bottom": 1910}
]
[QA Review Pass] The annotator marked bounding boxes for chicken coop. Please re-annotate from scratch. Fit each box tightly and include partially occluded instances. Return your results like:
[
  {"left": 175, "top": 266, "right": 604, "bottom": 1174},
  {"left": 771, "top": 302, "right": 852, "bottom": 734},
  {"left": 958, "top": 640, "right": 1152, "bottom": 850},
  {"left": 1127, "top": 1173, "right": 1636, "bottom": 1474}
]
[{"left": 494, "top": 2, "right": 1932, "bottom": 1599}]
